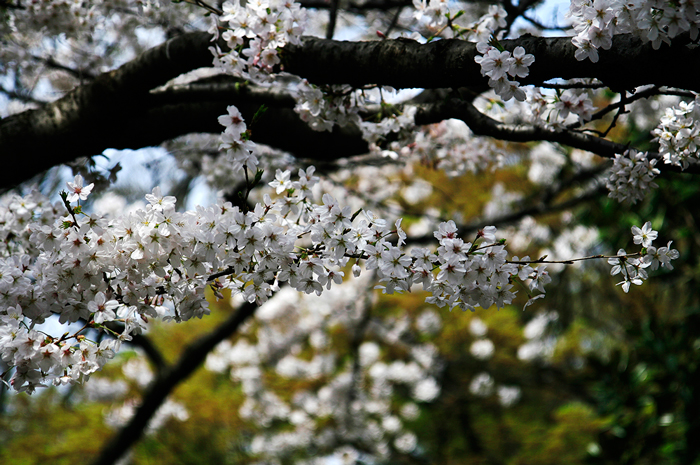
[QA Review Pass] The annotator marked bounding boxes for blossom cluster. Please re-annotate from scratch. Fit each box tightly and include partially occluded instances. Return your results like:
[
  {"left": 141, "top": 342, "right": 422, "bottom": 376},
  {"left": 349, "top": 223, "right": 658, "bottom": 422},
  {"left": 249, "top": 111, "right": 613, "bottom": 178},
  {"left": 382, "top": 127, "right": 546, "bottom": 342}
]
[
  {"left": 411, "top": 3, "right": 530, "bottom": 101},
  {"left": 412, "top": 1, "right": 507, "bottom": 42},
  {"left": 4, "top": 0, "right": 104, "bottom": 37},
  {"left": 105, "top": 397, "right": 189, "bottom": 434},
  {"left": 213, "top": 0, "right": 419, "bottom": 160},
  {"left": 0, "top": 0, "right": 199, "bottom": 107},
  {"left": 527, "top": 87, "right": 596, "bottom": 128},
  {"left": 605, "top": 148, "right": 660, "bottom": 204},
  {"left": 652, "top": 97, "right": 700, "bottom": 169},
  {"left": 293, "top": 80, "right": 363, "bottom": 132},
  {"left": 420, "top": 222, "right": 550, "bottom": 311},
  {"left": 292, "top": 79, "right": 419, "bottom": 156},
  {"left": 608, "top": 221, "right": 678, "bottom": 292},
  {"left": 359, "top": 106, "right": 418, "bottom": 146},
  {"left": 516, "top": 311, "right": 558, "bottom": 362},
  {"left": 475, "top": 43, "right": 535, "bottom": 102},
  {"left": 0, "top": 158, "right": 558, "bottom": 394},
  {"left": 567, "top": 0, "right": 700, "bottom": 62},
  {"left": 406, "top": 120, "right": 507, "bottom": 176},
  {"left": 211, "top": 0, "right": 306, "bottom": 84},
  {"left": 205, "top": 283, "right": 443, "bottom": 461},
  {"left": 412, "top": 0, "right": 451, "bottom": 29},
  {"left": 463, "top": 5, "right": 509, "bottom": 42},
  {"left": 0, "top": 169, "right": 679, "bottom": 396},
  {"left": 217, "top": 104, "right": 259, "bottom": 177}
]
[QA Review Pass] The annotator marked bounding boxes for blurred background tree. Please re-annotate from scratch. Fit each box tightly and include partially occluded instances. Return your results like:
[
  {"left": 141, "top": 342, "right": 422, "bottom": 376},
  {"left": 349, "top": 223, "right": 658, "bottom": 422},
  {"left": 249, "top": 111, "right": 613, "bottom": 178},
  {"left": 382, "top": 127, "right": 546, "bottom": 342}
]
[{"left": 1, "top": 0, "right": 699, "bottom": 464}]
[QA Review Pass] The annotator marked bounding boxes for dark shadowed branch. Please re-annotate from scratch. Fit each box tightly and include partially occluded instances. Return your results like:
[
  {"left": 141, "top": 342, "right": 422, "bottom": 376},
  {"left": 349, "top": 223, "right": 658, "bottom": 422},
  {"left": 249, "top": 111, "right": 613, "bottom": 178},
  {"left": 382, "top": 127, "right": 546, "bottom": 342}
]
[
  {"left": 89, "top": 299, "right": 258, "bottom": 465},
  {"left": 2, "top": 31, "right": 699, "bottom": 190}
]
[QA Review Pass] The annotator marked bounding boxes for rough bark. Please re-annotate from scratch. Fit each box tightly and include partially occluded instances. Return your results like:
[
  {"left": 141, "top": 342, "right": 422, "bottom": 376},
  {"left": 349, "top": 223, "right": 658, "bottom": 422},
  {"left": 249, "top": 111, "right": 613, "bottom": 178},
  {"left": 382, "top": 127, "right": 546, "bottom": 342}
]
[
  {"left": 2, "top": 30, "right": 698, "bottom": 190},
  {"left": 281, "top": 34, "right": 700, "bottom": 91}
]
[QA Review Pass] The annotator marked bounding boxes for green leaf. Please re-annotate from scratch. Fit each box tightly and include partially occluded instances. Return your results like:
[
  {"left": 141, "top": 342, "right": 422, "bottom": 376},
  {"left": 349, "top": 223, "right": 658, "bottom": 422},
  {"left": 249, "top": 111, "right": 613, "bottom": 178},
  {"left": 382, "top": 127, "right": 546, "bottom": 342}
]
[
  {"left": 254, "top": 169, "right": 265, "bottom": 186},
  {"left": 251, "top": 104, "right": 268, "bottom": 126}
]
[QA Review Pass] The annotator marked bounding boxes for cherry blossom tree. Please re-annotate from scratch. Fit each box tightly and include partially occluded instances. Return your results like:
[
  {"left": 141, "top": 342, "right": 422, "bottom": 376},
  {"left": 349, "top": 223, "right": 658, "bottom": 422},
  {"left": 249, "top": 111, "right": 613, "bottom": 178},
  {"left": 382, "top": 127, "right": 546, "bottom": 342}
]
[{"left": 0, "top": 0, "right": 696, "bottom": 463}]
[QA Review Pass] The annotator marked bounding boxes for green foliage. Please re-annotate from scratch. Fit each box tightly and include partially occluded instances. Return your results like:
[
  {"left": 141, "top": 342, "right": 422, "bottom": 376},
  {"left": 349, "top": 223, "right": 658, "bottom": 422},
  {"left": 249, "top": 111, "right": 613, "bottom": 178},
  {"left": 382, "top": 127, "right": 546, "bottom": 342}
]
[{"left": 0, "top": 389, "right": 111, "bottom": 465}]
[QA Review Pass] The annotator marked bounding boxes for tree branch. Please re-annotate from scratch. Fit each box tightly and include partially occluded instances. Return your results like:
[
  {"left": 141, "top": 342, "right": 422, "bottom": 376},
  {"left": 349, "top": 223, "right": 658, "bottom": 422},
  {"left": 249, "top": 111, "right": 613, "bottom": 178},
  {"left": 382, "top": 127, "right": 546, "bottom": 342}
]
[
  {"left": 406, "top": 174, "right": 607, "bottom": 244},
  {"left": 417, "top": 97, "right": 700, "bottom": 174},
  {"left": 3, "top": 30, "right": 699, "bottom": 190},
  {"left": 0, "top": 31, "right": 218, "bottom": 191},
  {"left": 280, "top": 34, "right": 700, "bottom": 91},
  {"left": 89, "top": 300, "right": 258, "bottom": 465}
]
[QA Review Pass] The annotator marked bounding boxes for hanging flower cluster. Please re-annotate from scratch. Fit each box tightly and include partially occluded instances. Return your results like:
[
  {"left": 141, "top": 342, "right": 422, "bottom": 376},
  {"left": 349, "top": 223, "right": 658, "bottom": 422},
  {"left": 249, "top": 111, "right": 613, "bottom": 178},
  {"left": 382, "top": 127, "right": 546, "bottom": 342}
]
[
  {"left": 293, "top": 80, "right": 363, "bottom": 132},
  {"left": 406, "top": 120, "right": 506, "bottom": 176},
  {"left": 605, "top": 149, "right": 660, "bottom": 204},
  {"left": 568, "top": 0, "right": 700, "bottom": 62},
  {"left": 0, "top": 163, "right": 557, "bottom": 393},
  {"left": 211, "top": 0, "right": 306, "bottom": 84},
  {"left": 609, "top": 222, "right": 678, "bottom": 292},
  {"left": 527, "top": 87, "right": 597, "bottom": 128},
  {"left": 652, "top": 97, "right": 700, "bottom": 169},
  {"left": 475, "top": 43, "right": 535, "bottom": 102}
]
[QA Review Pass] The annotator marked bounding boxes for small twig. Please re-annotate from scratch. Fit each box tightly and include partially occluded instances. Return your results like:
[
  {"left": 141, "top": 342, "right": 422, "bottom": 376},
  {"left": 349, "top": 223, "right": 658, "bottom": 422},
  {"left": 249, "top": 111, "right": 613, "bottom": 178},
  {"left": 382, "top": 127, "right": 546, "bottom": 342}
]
[
  {"left": 326, "top": 0, "right": 340, "bottom": 39},
  {"left": 657, "top": 87, "right": 698, "bottom": 98},
  {"left": 568, "top": 86, "right": 659, "bottom": 130},
  {"left": 383, "top": 5, "right": 404, "bottom": 38},
  {"left": 0, "top": 85, "right": 45, "bottom": 104},
  {"left": 31, "top": 54, "right": 97, "bottom": 81},
  {"left": 175, "top": 0, "right": 223, "bottom": 15},
  {"left": 599, "top": 92, "right": 629, "bottom": 137},
  {"left": 507, "top": 252, "right": 642, "bottom": 266}
]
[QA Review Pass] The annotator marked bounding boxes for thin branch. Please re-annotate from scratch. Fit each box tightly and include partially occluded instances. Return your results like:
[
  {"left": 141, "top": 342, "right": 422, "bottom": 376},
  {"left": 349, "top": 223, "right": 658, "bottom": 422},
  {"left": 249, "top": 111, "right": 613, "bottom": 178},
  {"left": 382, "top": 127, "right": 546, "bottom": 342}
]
[
  {"left": 587, "top": 92, "right": 629, "bottom": 138},
  {"left": 383, "top": 5, "right": 404, "bottom": 38},
  {"left": 326, "top": 0, "right": 340, "bottom": 39},
  {"left": 178, "top": 0, "right": 223, "bottom": 15},
  {"left": 31, "top": 54, "right": 97, "bottom": 81},
  {"left": 501, "top": 0, "right": 547, "bottom": 37},
  {"left": 415, "top": 97, "right": 625, "bottom": 158},
  {"left": 104, "top": 320, "right": 169, "bottom": 374},
  {"left": 423, "top": 97, "right": 700, "bottom": 174},
  {"left": 507, "top": 251, "right": 641, "bottom": 266},
  {"left": 657, "top": 87, "right": 698, "bottom": 98},
  {"left": 568, "top": 85, "right": 660, "bottom": 130},
  {"left": 346, "top": 277, "right": 375, "bottom": 430},
  {"left": 0, "top": 85, "right": 45, "bottom": 104},
  {"left": 406, "top": 181, "right": 607, "bottom": 245}
]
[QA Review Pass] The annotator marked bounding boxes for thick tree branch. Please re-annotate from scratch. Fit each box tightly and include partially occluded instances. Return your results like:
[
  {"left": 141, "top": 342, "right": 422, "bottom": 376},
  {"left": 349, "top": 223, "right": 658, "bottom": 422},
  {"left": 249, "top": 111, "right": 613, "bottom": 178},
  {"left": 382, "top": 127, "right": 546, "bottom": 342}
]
[
  {"left": 2, "top": 30, "right": 699, "bottom": 190},
  {"left": 299, "top": 0, "right": 410, "bottom": 10},
  {"left": 90, "top": 300, "right": 258, "bottom": 465},
  {"left": 281, "top": 34, "right": 700, "bottom": 91},
  {"left": 126, "top": 89, "right": 368, "bottom": 162},
  {"left": 0, "top": 31, "right": 218, "bottom": 191}
]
